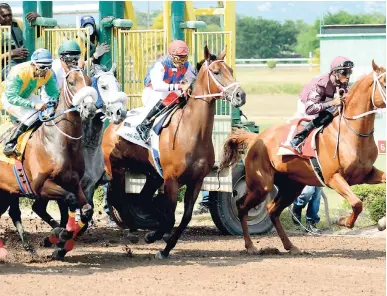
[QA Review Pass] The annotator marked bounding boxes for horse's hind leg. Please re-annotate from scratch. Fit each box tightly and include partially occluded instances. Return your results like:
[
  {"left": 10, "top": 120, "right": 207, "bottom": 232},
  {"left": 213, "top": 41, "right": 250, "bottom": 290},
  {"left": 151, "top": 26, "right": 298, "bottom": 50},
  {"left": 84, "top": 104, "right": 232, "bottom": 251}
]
[
  {"left": 158, "top": 180, "right": 203, "bottom": 259},
  {"left": 267, "top": 175, "right": 304, "bottom": 254},
  {"left": 32, "top": 198, "right": 60, "bottom": 228},
  {"left": 237, "top": 189, "right": 268, "bottom": 254},
  {"left": 8, "top": 197, "right": 37, "bottom": 257}
]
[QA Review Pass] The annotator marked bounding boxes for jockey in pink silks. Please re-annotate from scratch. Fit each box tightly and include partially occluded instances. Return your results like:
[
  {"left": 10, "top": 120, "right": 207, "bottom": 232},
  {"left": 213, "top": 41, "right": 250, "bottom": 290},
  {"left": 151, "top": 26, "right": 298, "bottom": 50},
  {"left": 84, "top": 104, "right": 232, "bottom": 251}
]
[{"left": 289, "top": 56, "right": 355, "bottom": 152}]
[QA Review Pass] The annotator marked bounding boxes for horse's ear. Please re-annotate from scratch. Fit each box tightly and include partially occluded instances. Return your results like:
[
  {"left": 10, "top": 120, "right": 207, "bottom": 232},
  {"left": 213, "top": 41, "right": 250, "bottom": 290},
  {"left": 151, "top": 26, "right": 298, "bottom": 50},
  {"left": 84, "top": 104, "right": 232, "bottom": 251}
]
[
  {"left": 218, "top": 46, "right": 227, "bottom": 60},
  {"left": 372, "top": 59, "right": 380, "bottom": 73},
  {"left": 110, "top": 63, "right": 117, "bottom": 74},
  {"left": 204, "top": 45, "right": 211, "bottom": 61}
]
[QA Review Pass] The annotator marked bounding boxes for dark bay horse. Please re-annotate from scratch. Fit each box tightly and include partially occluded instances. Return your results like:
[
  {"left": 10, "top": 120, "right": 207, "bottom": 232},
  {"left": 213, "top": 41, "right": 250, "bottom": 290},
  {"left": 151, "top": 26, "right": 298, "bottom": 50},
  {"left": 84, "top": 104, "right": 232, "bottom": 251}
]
[
  {"left": 0, "top": 66, "right": 97, "bottom": 260},
  {"left": 27, "top": 64, "right": 128, "bottom": 235},
  {"left": 219, "top": 60, "right": 386, "bottom": 254},
  {"left": 102, "top": 46, "right": 246, "bottom": 259}
]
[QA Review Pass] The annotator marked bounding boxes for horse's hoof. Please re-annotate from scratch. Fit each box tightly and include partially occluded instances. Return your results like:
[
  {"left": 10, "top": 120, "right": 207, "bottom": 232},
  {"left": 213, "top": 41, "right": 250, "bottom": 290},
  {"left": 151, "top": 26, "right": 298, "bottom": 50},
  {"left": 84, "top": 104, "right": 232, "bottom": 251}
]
[
  {"left": 42, "top": 237, "right": 54, "bottom": 248},
  {"left": 155, "top": 250, "right": 168, "bottom": 260},
  {"left": 0, "top": 247, "right": 8, "bottom": 261},
  {"left": 144, "top": 232, "right": 155, "bottom": 244},
  {"left": 127, "top": 232, "right": 140, "bottom": 244},
  {"left": 378, "top": 216, "right": 386, "bottom": 231},
  {"left": 52, "top": 248, "right": 67, "bottom": 260},
  {"left": 246, "top": 246, "right": 259, "bottom": 255},
  {"left": 289, "top": 246, "right": 302, "bottom": 255},
  {"left": 162, "top": 233, "right": 172, "bottom": 243},
  {"left": 58, "top": 229, "right": 73, "bottom": 242}
]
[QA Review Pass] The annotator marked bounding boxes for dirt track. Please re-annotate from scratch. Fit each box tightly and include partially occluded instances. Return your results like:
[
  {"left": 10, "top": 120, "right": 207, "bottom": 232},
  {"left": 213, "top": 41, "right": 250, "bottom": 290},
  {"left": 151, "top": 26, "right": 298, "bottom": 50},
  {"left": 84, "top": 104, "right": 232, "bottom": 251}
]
[{"left": 0, "top": 216, "right": 385, "bottom": 296}]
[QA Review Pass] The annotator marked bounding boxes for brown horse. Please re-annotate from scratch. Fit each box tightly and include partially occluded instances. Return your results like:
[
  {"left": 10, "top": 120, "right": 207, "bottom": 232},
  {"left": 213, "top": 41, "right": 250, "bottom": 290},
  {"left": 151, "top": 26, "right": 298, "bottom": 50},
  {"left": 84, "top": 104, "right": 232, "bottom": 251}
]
[
  {"left": 102, "top": 46, "right": 246, "bottom": 259},
  {"left": 219, "top": 60, "right": 386, "bottom": 254},
  {"left": 0, "top": 66, "right": 97, "bottom": 260}
]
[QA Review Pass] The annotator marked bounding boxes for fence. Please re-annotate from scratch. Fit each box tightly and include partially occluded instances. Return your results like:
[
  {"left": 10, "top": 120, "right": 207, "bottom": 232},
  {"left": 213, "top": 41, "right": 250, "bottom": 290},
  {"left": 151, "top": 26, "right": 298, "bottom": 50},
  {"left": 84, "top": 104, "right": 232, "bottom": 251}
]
[{"left": 236, "top": 58, "right": 319, "bottom": 68}]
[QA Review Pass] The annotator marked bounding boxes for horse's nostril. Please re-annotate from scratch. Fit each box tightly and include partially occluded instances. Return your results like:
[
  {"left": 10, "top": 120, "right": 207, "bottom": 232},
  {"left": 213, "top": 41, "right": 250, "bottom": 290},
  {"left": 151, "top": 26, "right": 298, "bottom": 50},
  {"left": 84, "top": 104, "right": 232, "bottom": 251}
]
[
  {"left": 236, "top": 92, "right": 241, "bottom": 98},
  {"left": 117, "top": 110, "right": 121, "bottom": 116}
]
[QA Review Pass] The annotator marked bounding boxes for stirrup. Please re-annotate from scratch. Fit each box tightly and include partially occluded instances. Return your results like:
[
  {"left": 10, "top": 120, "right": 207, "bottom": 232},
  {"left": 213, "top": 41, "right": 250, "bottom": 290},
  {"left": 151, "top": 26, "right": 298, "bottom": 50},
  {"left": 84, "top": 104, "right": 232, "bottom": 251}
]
[{"left": 3, "top": 145, "right": 21, "bottom": 157}]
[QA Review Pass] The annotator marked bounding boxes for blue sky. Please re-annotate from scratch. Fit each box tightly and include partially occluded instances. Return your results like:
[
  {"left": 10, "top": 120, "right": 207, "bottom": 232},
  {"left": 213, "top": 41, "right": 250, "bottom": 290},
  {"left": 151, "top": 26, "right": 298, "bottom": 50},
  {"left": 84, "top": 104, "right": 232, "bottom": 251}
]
[{"left": 8, "top": 1, "right": 387, "bottom": 24}]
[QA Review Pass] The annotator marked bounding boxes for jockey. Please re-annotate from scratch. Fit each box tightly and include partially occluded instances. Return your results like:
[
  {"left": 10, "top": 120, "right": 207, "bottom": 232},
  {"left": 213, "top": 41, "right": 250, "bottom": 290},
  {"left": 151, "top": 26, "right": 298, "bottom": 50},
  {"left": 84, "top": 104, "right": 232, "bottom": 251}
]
[
  {"left": 136, "top": 39, "right": 196, "bottom": 142},
  {"left": 41, "top": 40, "right": 108, "bottom": 108},
  {"left": 289, "top": 56, "right": 354, "bottom": 152},
  {"left": 1, "top": 48, "right": 59, "bottom": 156}
]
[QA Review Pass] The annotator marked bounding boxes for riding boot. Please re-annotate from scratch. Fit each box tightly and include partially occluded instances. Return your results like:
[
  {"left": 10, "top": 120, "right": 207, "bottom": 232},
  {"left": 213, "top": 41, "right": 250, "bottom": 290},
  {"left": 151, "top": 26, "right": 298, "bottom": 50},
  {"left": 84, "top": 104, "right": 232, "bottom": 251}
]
[
  {"left": 289, "top": 121, "right": 315, "bottom": 153},
  {"left": 3, "top": 123, "right": 29, "bottom": 156},
  {"left": 136, "top": 100, "right": 166, "bottom": 142}
]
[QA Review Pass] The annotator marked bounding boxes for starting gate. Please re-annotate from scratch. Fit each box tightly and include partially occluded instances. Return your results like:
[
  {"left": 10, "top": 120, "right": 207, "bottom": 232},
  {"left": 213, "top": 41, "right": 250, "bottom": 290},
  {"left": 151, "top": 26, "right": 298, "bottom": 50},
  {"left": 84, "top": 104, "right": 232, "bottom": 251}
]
[{"left": 115, "top": 29, "right": 166, "bottom": 110}]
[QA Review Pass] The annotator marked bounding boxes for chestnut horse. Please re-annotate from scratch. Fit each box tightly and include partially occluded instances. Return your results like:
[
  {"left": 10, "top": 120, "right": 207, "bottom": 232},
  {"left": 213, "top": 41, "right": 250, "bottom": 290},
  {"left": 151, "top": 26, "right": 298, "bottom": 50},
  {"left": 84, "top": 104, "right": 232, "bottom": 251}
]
[
  {"left": 219, "top": 60, "right": 386, "bottom": 254},
  {"left": 0, "top": 67, "right": 97, "bottom": 260},
  {"left": 102, "top": 46, "right": 246, "bottom": 259}
]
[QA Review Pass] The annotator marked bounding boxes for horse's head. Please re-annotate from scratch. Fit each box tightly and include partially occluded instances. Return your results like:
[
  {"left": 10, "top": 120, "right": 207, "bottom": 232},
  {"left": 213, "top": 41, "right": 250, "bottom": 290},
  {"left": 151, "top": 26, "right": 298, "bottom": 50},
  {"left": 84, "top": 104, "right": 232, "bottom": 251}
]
[
  {"left": 62, "top": 65, "right": 97, "bottom": 120},
  {"left": 370, "top": 60, "right": 386, "bottom": 109},
  {"left": 194, "top": 45, "right": 246, "bottom": 107},
  {"left": 94, "top": 63, "right": 128, "bottom": 124}
]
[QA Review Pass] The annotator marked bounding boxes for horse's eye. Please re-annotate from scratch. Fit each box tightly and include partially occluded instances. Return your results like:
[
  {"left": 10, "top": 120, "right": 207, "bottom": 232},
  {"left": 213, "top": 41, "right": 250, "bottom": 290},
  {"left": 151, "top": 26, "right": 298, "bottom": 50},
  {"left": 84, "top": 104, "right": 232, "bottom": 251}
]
[
  {"left": 69, "top": 80, "right": 75, "bottom": 86},
  {"left": 101, "top": 85, "right": 108, "bottom": 90},
  {"left": 213, "top": 71, "right": 220, "bottom": 75}
]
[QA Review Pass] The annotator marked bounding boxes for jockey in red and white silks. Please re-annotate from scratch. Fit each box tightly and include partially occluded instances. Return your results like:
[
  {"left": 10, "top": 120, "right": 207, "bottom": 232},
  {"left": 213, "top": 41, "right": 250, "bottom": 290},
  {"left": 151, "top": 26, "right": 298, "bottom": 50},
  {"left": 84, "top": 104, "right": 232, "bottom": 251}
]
[{"left": 136, "top": 39, "right": 197, "bottom": 142}]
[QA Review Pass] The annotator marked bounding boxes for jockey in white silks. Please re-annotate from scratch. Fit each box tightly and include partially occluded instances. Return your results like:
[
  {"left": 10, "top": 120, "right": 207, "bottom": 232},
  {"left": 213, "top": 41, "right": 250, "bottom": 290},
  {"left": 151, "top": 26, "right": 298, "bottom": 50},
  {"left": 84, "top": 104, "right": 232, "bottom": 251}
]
[
  {"left": 136, "top": 39, "right": 197, "bottom": 142},
  {"left": 1, "top": 48, "right": 59, "bottom": 156}
]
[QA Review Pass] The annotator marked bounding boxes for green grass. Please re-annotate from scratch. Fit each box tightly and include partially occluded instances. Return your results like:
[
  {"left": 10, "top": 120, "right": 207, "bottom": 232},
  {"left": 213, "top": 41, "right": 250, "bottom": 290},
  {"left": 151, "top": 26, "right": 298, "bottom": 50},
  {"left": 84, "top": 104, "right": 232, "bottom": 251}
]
[{"left": 241, "top": 82, "right": 302, "bottom": 95}]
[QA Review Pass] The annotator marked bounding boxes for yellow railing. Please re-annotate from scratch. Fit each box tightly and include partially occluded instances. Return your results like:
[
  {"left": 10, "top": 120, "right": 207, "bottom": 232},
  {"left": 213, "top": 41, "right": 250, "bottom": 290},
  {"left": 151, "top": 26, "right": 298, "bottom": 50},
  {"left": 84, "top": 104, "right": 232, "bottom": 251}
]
[{"left": 116, "top": 29, "right": 166, "bottom": 110}]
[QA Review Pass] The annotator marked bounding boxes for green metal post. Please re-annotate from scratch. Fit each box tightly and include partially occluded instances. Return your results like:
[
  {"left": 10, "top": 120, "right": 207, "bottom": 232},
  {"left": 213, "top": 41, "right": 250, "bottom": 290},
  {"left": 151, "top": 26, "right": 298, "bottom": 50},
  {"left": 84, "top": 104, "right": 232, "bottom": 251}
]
[
  {"left": 38, "top": 1, "right": 53, "bottom": 18},
  {"left": 171, "top": 1, "right": 185, "bottom": 41},
  {"left": 113, "top": 1, "right": 124, "bottom": 19},
  {"left": 99, "top": 1, "right": 114, "bottom": 68},
  {"left": 23, "top": 1, "right": 37, "bottom": 59}
]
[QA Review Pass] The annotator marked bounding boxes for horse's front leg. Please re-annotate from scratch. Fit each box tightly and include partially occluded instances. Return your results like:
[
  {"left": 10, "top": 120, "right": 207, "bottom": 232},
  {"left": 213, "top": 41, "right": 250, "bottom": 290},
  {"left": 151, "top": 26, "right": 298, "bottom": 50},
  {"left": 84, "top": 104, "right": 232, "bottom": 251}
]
[
  {"left": 327, "top": 173, "right": 362, "bottom": 228},
  {"left": 157, "top": 179, "right": 203, "bottom": 259},
  {"left": 363, "top": 166, "right": 386, "bottom": 184}
]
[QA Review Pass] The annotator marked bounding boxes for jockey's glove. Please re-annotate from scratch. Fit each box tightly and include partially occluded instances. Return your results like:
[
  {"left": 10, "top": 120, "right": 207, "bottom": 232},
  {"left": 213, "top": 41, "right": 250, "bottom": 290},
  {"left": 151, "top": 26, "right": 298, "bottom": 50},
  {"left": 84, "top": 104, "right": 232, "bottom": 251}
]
[{"left": 93, "top": 42, "right": 110, "bottom": 59}]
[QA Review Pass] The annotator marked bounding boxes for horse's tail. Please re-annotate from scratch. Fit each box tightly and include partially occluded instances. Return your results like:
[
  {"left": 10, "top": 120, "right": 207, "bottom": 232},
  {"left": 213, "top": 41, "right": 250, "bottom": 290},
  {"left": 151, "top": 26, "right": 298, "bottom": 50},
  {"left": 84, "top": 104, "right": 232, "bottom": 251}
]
[{"left": 219, "top": 129, "right": 258, "bottom": 172}]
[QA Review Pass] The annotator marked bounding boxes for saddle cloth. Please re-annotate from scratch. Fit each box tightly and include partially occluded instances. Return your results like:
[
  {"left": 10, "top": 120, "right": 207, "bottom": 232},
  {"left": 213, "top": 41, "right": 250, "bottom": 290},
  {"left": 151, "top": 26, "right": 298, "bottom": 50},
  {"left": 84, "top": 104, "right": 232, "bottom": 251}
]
[
  {"left": 277, "top": 118, "right": 323, "bottom": 159},
  {"left": 116, "top": 105, "right": 179, "bottom": 177},
  {"left": 0, "top": 122, "right": 34, "bottom": 165}
]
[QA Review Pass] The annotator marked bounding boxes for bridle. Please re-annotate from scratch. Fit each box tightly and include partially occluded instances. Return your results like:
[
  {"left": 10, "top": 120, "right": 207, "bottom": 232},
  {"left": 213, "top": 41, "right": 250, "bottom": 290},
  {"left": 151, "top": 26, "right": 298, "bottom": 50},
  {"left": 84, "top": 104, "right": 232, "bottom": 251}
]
[
  {"left": 192, "top": 60, "right": 240, "bottom": 102},
  {"left": 340, "top": 71, "right": 386, "bottom": 137}
]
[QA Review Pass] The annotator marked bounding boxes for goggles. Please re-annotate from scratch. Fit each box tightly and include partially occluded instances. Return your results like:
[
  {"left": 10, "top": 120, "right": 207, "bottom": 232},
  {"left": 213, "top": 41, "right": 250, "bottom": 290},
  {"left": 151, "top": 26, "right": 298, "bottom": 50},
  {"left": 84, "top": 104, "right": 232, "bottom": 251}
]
[
  {"left": 34, "top": 63, "right": 52, "bottom": 70},
  {"left": 337, "top": 68, "right": 352, "bottom": 78},
  {"left": 61, "top": 54, "right": 81, "bottom": 63},
  {"left": 172, "top": 55, "right": 188, "bottom": 64}
]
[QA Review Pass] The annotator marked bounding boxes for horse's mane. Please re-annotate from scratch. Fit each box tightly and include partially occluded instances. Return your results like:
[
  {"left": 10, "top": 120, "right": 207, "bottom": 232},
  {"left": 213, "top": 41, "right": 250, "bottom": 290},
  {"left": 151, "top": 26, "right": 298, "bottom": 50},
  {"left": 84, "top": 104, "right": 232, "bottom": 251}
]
[{"left": 348, "top": 66, "right": 386, "bottom": 98}]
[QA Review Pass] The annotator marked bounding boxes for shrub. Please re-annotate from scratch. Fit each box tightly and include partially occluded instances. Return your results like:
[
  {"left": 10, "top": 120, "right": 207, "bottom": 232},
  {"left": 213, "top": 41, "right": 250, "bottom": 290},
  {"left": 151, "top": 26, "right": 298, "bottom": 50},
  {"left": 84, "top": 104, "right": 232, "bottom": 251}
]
[
  {"left": 351, "top": 184, "right": 386, "bottom": 222},
  {"left": 177, "top": 186, "right": 186, "bottom": 202},
  {"left": 266, "top": 60, "right": 276, "bottom": 69}
]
